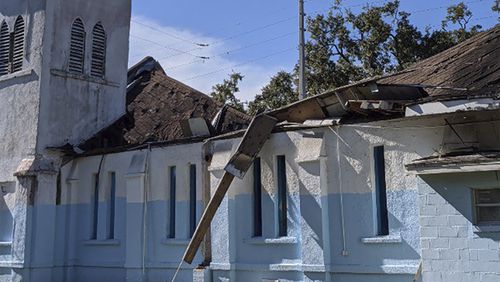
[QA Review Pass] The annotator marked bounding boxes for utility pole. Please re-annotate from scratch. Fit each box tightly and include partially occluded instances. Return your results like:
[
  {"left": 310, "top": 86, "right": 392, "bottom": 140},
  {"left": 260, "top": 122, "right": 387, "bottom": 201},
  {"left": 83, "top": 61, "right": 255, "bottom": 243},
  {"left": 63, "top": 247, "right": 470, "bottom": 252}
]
[{"left": 298, "top": 0, "right": 306, "bottom": 100}]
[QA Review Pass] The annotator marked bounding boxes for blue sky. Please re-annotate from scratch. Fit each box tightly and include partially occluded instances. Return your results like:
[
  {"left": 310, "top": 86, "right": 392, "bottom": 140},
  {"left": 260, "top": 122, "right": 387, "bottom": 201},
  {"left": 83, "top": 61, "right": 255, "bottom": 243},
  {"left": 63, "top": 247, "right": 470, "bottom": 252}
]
[{"left": 129, "top": 0, "right": 498, "bottom": 102}]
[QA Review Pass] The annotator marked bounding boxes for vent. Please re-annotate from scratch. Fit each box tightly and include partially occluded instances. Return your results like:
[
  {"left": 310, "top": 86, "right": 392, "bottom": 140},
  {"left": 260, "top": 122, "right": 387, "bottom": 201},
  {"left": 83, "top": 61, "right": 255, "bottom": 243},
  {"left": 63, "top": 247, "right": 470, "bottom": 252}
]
[
  {"left": 91, "top": 22, "right": 106, "bottom": 78},
  {"left": 11, "top": 16, "right": 25, "bottom": 73},
  {"left": 69, "top": 18, "right": 85, "bottom": 74},
  {"left": 0, "top": 21, "right": 9, "bottom": 76}
]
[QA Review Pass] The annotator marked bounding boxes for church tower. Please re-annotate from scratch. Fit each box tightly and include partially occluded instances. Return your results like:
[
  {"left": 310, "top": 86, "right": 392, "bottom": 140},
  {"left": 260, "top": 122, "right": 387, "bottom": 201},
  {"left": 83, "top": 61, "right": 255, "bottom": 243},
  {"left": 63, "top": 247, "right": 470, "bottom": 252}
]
[
  {"left": 0, "top": 1, "right": 131, "bottom": 280},
  {"left": 0, "top": 0, "right": 131, "bottom": 177}
]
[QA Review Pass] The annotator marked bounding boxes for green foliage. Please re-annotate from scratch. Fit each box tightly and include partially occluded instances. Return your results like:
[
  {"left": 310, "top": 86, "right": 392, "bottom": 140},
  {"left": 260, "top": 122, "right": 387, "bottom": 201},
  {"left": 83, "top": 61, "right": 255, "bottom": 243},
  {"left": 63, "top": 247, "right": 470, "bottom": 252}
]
[
  {"left": 215, "top": 1, "right": 491, "bottom": 115},
  {"left": 442, "top": 2, "right": 482, "bottom": 42},
  {"left": 248, "top": 71, "right": 298, "bottom": 115},
  {"left": 299, "top": 0, "right": 483, "bottom": 96},
  {"left": 210, "top": 72, "right": 245, "bottom": 112},
  {"left": 494, "top": 0, "right": 500, "bottom": 13}
]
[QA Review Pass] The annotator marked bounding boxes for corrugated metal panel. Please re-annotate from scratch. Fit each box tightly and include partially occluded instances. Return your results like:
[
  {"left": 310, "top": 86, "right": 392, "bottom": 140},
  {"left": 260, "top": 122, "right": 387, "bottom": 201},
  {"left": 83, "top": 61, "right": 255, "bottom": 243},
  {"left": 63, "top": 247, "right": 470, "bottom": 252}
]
[
  {"left": 11, "top": 16, "right": 24, "bottom": 73},
  {"left": 91, "top": 23, "right": 106, "bottom": 78},
  {"left": 69, "top": 19, "right": 85, "bottom": 74},
  {"left": 0, "top": 21, "right": 10, "bottom": 76}
]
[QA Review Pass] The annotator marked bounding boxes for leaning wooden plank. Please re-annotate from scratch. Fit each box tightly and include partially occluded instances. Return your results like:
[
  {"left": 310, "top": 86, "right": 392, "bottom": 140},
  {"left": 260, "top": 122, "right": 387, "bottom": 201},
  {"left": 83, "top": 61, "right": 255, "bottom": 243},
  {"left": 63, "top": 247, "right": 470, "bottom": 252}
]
[
  {"left": 182, "top": 114, "right": 278, "bottom": 263},
  {"left": 182, "top": 172, "right": 235, "bottom": 264},
  {"left": 224, "top": 114, "right": 278, "bottom": 179}
]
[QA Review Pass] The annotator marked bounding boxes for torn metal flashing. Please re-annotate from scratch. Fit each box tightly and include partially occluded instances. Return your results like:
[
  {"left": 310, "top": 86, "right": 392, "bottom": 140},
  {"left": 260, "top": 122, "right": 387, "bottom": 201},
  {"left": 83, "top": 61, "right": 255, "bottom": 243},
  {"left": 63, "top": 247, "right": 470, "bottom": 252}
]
[{"left": 406, "top": 151, "right": 500, "bottom": 175}]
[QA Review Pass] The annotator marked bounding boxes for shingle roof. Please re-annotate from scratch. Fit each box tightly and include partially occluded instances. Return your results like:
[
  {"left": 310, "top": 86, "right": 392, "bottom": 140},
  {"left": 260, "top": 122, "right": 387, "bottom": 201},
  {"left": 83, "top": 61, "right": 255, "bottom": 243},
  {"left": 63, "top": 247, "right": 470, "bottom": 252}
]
[
  {"left": 379, "top": 25, "right": 500, "bottom": 97},
  {"left": 78, "top": 57, "right": 251, "bottom": 152},
  {"left": 267, "top": 25, "right": 500, "bottom": 123}
]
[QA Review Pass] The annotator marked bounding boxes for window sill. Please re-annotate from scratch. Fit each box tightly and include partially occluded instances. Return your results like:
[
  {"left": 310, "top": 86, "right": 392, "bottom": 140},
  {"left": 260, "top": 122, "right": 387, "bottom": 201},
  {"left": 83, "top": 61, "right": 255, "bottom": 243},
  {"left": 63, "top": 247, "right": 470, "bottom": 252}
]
[
  {"left": 361, "top": 234, "right": 402, "bottom": 244},
  {"left": 244, "top": 236, "right": 298, "bottom": 245},
  {"left": 161, "top": 238, "right": 190, "bottom": 246},
  {"left": 0, "top": 241, "right": 12, "bottom": 247},
  {"left": 50, "top": 69, "right": 120, "bottom": 87},
  {"left": 83, "top": 239, "right": 120, "bottom": 246},
  {"left": 0, "top": 69, "right": 33, "bottom": 83},
  {"left": 473, "top": 225, "right": 500, "bottom": 233}
]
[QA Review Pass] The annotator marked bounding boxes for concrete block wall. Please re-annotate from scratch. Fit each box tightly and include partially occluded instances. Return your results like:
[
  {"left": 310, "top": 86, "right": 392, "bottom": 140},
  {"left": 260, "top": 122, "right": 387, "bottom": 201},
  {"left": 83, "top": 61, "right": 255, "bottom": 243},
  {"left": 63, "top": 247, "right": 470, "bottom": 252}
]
[{"left": 418, "top": 176, "right": 500, "bottom": 282}]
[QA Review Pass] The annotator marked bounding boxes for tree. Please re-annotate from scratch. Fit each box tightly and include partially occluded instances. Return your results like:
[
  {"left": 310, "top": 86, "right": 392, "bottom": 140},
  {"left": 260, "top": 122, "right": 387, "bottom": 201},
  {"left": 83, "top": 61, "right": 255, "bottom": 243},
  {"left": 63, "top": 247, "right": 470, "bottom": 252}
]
[
  {"left": 244, "top": 1, "right": 488, "bottom": 114},
  {"left": 441, "top": 2, "right": 482, "bottom": 42},
  {"left": 299, "top": 0, "right": 482, "bottom": 96},
  {"left": 210, "top": 72, "right": 245, "bottom": 112},
  {"left": 248, "top": 71, "right": 298, "bottom": 115}
]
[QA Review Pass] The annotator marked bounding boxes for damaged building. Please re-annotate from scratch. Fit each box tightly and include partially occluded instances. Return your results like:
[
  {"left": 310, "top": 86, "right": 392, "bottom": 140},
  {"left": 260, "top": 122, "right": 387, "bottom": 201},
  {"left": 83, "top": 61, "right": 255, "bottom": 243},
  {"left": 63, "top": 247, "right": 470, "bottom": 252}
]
[{"left": 1, "top": 0, "right": 500, "bottom": 281}]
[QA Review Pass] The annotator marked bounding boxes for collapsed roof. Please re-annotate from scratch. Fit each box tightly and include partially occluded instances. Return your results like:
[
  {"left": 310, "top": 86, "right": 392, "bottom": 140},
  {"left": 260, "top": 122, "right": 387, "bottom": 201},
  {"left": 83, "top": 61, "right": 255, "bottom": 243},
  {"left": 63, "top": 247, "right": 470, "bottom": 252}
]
[
  {"left": 269, "top": 25, "right": 500, "bottom": 124},
  {"left": 77, "top": 57, "right": 252, "bottom": 153},
  {"left": 181, "top": 26, "right": 500, "bottom": 264}
]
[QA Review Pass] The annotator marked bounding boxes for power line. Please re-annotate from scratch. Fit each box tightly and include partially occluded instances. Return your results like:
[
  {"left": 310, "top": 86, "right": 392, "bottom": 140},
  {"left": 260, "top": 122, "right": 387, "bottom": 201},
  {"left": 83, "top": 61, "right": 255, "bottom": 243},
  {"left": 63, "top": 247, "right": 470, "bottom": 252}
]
[
  {"left": 184, "top": 47, "right": 296, "bottom": 81},
  {"left": 131, "top": 19, "right": 209, "bottom": 47},
  {"left": 130, "top": 34, "right": 209, "bottom": 59},
  {"left": 162, "top": 31, "right": 297, "bottom": 70},
  {"left": 410, "top": 0, "right": 486, "bottom": 14}
]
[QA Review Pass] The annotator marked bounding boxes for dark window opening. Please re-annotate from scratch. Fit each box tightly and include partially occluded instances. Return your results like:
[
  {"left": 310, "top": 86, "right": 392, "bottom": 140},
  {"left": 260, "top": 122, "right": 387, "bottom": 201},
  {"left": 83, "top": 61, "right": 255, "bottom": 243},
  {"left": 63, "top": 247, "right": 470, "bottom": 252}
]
[
  {"left": 474, "top": 189, "right": 500, "bottom": 225},
  {"left": 91, "top": 22, "right": 106, "bottom": 77},
  {"left": 189, "top": 164, "right": 197, "bottom": 237},
  {"left": 277, "top": 155, "right": 287, "bottom": 237},
  {"left": 69, "top": 18, "right": 86, "bottom": 74},
  {"left": 253, "top": 158, "right": 262, "bottom": 237},
  {"left": 374, "top": 146, "right": 389, "bottom": 236},
  {"left": 56, "top": 172, "right": 62, "bottom": 206},
  {"left": 0, "top": 21, "right": 9, "bottom": 76},
  {"left": 0, "top": 16, "right": 24, "bottom": 76},
  {"left": 11, "top": 16, "right": 24, "bottom": 73},
  {"left": 91, "top": 173, "right": 99, "bottom": 240},
  {"left": 109, "top": 172, "right": 116, "bottom": 239},
  {"left": 168, "top": 166, "right": 176, "bottom": 239}
]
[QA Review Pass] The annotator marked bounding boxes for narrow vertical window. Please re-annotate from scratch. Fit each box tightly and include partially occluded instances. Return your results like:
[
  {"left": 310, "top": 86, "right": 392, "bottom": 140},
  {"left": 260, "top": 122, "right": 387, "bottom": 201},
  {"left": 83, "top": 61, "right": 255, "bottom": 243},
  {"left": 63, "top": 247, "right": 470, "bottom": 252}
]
[
  {"left": 374, "top": 146, "right": 389, "bottom": 236},
  {"left": 69, "top": 18, "right": 85, "bottom": 74},
  {"left": 0, "top": 21, "right": 9, "bottom": 76},
  {"left": 189, "top": 164, "right": 197, "bottom": 237},
  {"left": 91, "top": 22, "right": 106, "bottom": 77},
  {"left": 91, "top": 174, "right": 99, "bottom": 240},
  {"left": 168, "top": 166, "right": 176, "bottom": 239},
  {"left": 253, "top": 158, "right": 262, "bottom": 237},
  {"left": 11, "top": 16, "right": 24, "bottom": 73},
  {"left": 56, "top": 172, "right": 62, "bottom": 206},
  {"left": 109, "top": 172, "right": 116, "bottom": 239},
  {"left": 277, "top": 155, "right": 287, "bottom": 237}
]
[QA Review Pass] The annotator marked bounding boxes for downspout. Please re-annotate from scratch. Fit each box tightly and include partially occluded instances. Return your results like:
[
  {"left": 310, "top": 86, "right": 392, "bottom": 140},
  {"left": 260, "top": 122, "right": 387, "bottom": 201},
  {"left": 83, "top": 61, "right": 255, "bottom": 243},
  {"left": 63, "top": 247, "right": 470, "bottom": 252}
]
[
  {"left": 201, "top": 139, "right": 213, "bottom": 265},
  {"left": 142, "top": 145, "right": 151, "bottom": 278}
]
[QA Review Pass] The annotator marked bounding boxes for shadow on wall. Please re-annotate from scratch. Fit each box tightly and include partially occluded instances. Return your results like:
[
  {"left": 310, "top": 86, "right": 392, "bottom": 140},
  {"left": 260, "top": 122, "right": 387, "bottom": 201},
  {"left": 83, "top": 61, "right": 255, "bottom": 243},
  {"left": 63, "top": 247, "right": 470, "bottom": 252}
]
[{"left": 421, "top": 172, "right": 500, "bottom": 241}]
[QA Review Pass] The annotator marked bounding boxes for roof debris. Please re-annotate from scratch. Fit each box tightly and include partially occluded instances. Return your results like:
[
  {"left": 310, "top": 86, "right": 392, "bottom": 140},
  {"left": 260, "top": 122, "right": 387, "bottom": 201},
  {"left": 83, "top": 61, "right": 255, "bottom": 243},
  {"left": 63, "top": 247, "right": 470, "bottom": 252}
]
[{"left": 77, "top": 57, "right": 252, "bottom": 153}]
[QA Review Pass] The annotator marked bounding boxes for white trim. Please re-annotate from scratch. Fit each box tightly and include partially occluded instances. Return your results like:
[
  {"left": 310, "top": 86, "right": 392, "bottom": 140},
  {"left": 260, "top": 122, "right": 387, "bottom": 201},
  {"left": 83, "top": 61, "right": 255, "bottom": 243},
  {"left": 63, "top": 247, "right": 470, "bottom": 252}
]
[
  {"left": 161, "top": 238, "right": 190, "bottom": 246},
  {"left": 0, "top": 68, "right": 33, "bottom": 83},
  {"left": 83, "top": 239, "right": 120, "bottom": 246},
  {"left": 406, "top": 98, "right": 500, "bottom": 117},
  {"left": 243, "top": 236, "right": 297, "bottom": 245},
  {"left": 408, "top": 163, "right": 500, "bottom": 175},
  {"left": 361, "top": 233, "right": 402, "bottom": 244},
  {"left": 209, "top": 262, "right": 419, "bottom": 274}
]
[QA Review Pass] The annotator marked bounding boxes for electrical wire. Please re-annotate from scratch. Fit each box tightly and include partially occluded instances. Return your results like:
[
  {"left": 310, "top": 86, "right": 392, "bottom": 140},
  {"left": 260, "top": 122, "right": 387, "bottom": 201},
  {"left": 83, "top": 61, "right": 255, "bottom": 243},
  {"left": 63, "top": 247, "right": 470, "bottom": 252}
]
[
  {"left": 130, "top": 34, "right": 209, "bottom": 59},
  {"left": 184, "top": 47, "right": 296, "bottom": 81},
  {"left": 132, "top": 19, "right": 209, "bottom": 47},
  {"left": 161, "top": 31, "right": 297, "bottom": 70}
]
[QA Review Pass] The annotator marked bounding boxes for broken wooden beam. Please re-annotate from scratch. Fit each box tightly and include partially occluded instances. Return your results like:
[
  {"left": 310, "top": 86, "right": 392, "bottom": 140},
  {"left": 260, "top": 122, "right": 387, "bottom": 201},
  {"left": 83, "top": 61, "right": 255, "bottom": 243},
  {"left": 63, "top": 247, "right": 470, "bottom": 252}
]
[{"left": 182, "top": 114, "right": 278, "bottom": 264}]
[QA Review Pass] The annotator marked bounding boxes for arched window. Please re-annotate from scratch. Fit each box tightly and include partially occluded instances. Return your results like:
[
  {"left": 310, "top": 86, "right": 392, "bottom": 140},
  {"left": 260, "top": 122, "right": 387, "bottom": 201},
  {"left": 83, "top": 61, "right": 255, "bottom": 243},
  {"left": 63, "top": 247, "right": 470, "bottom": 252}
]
[
  {"left": 0, "top": 21, "right": 9, "bottom": 76},
  {"left": 91, "top": 22, "right": 106, "bottom": 78},
  {"left": 69, "top": 18, "right": 86, "bottom": 74},
  {"left": 11, "top": 16, "right": 25, "bottom": 73}
]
